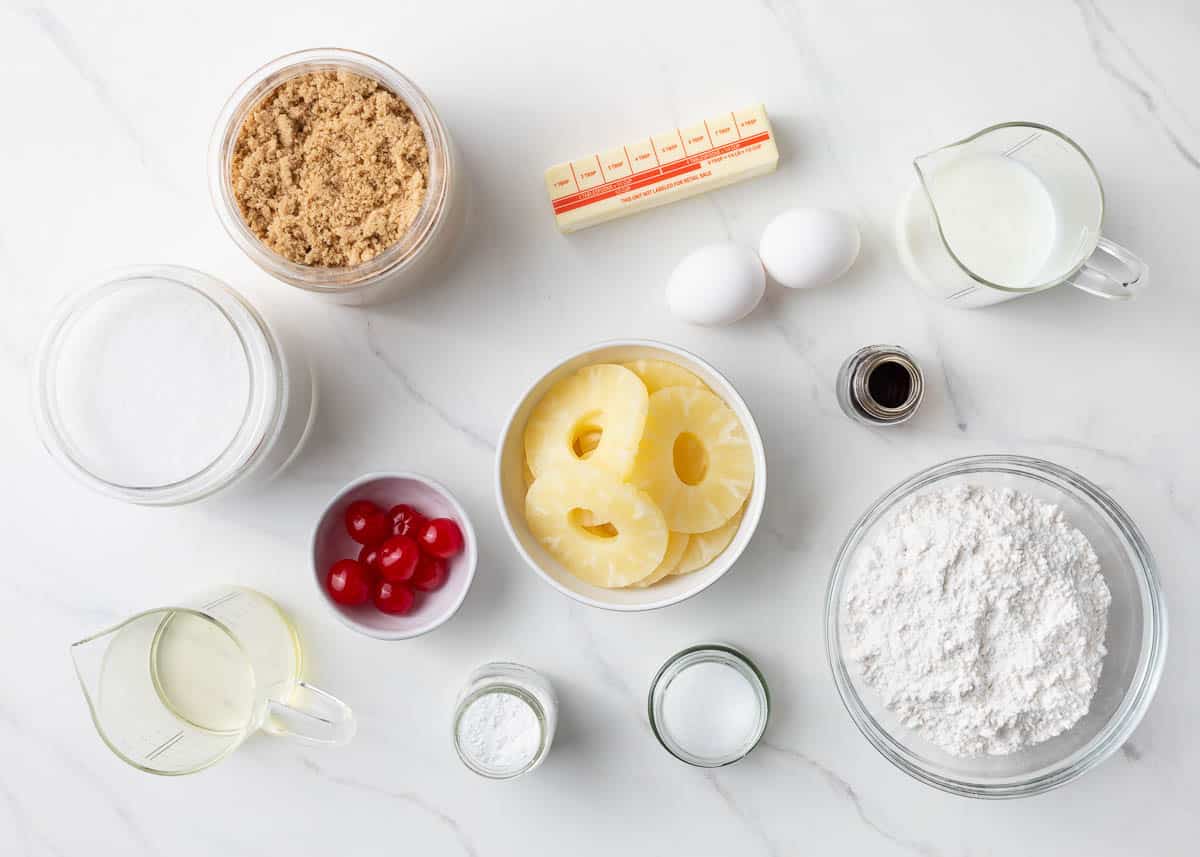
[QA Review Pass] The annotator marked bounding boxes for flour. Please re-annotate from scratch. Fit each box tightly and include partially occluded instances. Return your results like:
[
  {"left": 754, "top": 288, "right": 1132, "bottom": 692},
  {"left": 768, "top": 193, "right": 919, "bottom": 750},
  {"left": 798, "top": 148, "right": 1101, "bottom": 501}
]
[
  {"left": 455, "top": 691, "right": 542, "bottom": 773},
  {"left": 845, "top": 484, "right": 1111, "bottom": 757}
]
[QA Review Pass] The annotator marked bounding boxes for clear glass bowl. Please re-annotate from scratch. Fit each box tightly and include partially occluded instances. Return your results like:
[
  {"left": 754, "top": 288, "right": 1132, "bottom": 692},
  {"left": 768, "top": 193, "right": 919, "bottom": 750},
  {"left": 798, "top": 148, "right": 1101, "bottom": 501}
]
[
  {"left": 826, "top": 455, "right": 1167, "bottom": 798},
  {"left": 208, "top": 48, "right": 465, "bottom": 305}
]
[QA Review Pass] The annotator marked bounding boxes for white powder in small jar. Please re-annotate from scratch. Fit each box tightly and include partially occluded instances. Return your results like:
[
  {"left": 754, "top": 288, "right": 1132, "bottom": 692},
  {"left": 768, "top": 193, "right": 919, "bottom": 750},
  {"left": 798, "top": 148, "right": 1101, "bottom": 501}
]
[
  {"left": 455, "top": 690, "right": 542, "bottom": 775},
  {"left": 660, "top": 661, "right": 762, "bottom": 762}
]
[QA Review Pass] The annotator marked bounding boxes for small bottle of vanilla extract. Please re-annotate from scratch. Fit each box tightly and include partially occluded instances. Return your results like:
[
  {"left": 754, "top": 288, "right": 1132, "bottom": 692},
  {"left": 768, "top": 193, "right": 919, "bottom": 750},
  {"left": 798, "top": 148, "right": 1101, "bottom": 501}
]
[{"left": 836, "top": 345, "right": 925, "bottom": 426}]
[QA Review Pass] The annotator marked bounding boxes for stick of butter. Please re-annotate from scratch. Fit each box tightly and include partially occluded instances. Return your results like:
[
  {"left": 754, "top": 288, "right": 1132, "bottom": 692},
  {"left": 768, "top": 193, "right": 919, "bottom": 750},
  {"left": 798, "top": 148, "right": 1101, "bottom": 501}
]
[{"left": 544, "top": 105, "right": 780, "bottom": 233}]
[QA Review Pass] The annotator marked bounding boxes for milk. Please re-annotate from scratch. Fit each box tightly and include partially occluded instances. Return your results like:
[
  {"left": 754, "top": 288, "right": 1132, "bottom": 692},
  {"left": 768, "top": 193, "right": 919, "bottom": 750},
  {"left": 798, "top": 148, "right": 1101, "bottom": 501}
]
[{"left": 922, "top": 152, "right": 1059, "bottom": 288}]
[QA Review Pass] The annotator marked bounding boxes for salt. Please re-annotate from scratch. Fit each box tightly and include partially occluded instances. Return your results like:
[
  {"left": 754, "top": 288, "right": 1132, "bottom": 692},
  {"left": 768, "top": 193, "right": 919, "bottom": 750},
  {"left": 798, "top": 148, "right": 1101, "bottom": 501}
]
[{"left": 660, "top": 661, "right": 761, "bottom": 762}]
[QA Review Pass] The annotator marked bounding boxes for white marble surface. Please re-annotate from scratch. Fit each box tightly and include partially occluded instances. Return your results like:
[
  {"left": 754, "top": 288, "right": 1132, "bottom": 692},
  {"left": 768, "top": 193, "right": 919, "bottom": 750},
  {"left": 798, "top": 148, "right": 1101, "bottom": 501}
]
[{"left": 1, "top": 0, "right": 1196, "bottom": 853}]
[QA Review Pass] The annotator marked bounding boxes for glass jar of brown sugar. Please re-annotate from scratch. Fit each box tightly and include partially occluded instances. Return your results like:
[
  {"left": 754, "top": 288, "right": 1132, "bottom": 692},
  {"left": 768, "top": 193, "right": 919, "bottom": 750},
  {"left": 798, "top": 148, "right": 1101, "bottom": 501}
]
[{"left": 208, "top": 48, "right": 465, "bottom": 305}]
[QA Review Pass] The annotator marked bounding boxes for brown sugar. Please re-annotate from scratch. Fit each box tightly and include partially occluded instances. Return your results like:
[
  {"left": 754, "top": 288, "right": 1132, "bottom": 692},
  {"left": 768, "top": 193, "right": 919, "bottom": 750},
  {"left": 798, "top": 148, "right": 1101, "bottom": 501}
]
[{"left": 231, "top": 69, "right": 429, "bottom": 267}]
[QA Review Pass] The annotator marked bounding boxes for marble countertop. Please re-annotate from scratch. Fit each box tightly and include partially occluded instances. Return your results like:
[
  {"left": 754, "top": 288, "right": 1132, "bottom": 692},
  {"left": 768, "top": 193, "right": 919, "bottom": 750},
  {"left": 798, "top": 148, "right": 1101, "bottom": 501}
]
[{"left": 1, "top": 0, "right": 1196, "bottom": 854}]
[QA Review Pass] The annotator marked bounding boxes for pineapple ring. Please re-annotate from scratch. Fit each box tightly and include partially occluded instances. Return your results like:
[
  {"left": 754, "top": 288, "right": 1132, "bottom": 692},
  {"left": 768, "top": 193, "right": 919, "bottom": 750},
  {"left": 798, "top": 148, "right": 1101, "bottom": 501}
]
[
  {"left": 529, "top": 433, "right": 600, "bottom": 498},
  {"left": 525, "top": 465, "right": 668, "bottom": 588},
  {"left": 622, "top": 359, "right": 709, "bottom": 394},
  {"left": 672, "top": 505, "right": 745, "bottom": 577},
  {"left": 630, "top": 387, "right": 754, "bottom": 533},
  {"left": 574, "top": 430, "right": 602, "bottom": 459},
  {"left": 524, "top": 364, "right": 648, "bottom": 480},
  {"left": 631, "top": 531, "right": 689, "bottom": 588},
  {"left": 527, "top": 432, "right": 601, "bottom": 495}
]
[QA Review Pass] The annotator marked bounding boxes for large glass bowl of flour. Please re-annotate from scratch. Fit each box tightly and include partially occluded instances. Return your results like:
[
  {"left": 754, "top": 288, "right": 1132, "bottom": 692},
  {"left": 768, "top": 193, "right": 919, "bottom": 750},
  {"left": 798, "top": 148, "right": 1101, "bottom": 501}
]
[{"left": 826, "top": 455, "right": 1167, "bottom": 798}]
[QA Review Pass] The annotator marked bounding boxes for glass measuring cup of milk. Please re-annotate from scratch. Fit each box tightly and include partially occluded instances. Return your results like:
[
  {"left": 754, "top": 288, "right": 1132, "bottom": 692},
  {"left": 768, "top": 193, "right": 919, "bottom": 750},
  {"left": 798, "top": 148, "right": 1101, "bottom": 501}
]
[
  {"left": 895, "top": 122, "right": 1148, "bottom": 308},
  {"left": 71, "top": 587, "right": 355, "bottom": 775}
]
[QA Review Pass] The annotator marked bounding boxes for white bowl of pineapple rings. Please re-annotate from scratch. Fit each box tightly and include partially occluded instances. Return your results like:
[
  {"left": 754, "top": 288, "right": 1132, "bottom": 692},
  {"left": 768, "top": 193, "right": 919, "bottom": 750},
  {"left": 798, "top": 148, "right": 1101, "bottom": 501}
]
[{"left": 497, "top": 340, "right": 765, "bottom": 611}]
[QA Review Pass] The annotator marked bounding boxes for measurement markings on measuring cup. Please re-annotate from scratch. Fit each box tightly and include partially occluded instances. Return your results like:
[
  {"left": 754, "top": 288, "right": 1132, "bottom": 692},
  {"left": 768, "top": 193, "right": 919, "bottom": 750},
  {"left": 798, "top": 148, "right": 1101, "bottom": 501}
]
[
  {"left": 200, "top": 590, "right": 242, "bottom": 612},
  {"left": 144, "top": 731, "right": 186, "bottom": 762}
]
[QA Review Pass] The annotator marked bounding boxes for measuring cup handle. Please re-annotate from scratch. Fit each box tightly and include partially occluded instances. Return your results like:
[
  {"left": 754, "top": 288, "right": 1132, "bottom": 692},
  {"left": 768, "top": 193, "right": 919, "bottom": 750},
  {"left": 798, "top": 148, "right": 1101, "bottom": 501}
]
[
  {"left": 1068, "top": 236, "right": 1148, "bottom": 300},
  {"left": 265, "top": 681, "right": 356, "bottom": 746}
]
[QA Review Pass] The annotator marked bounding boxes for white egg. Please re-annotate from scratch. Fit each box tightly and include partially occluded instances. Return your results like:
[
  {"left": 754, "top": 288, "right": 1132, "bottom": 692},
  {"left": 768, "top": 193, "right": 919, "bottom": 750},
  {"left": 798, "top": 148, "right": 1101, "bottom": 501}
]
[
  {"left": 758, "top": 208, "right": 860, "bottom": 289},
  {"left": 666, "top": 242, "right": 765, "bottom": 326}
]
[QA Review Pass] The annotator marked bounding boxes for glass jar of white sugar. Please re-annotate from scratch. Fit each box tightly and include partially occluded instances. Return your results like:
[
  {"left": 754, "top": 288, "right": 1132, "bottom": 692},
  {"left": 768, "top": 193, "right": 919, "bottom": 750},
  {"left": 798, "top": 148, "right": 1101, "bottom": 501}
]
[
  {"left": 34, "top": 266, "right": 314, "bottom": 505},
  {"left": 452, "top": 663, "right": 557, "bottom": 780},
  {"left": 648, "top": 644, "right": 770, "bottom": 767}
]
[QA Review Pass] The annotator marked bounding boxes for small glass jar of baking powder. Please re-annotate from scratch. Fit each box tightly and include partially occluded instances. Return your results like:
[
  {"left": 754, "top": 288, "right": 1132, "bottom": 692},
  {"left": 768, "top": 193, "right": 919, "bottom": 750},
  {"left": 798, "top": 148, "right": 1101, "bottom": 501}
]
[
  {"left": 648, "top": 644, "right": 770, "bottom": 767},
  {"left": 208, "top": 47, "right": 466, "bottom": 305},
  {"left": 34, "top": 266, "right": 315, "bottom": 505},
  {"left": 452, "top": 663, "right": 557, "bottom": 780}
]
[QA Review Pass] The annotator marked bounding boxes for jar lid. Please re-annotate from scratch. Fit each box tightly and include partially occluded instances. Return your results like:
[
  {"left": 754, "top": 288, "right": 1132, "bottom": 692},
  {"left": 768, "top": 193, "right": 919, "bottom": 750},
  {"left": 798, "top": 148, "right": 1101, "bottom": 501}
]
[{"left": 34, "top": 266, "right": 282, "bottom": 504}]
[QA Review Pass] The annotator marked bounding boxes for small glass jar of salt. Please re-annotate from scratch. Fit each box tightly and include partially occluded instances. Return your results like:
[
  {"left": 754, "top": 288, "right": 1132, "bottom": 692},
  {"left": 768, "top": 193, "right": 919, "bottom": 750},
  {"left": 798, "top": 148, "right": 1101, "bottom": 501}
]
[
  {"left": 453, "top": 663, "right": 557, "bottom": 779},
  {"left": 648, "top": 644, "right": 770, "bottom": 767}
]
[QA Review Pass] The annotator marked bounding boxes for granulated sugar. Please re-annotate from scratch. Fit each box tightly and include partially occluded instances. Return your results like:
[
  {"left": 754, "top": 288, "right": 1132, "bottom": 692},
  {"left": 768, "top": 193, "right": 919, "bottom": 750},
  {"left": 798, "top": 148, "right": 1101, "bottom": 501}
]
[
  {"left": 54, "top": 277, "right": 250, "bottom": 486},
  {"left": 845, "top": 484, "right": 1111, "bottom": 757}
]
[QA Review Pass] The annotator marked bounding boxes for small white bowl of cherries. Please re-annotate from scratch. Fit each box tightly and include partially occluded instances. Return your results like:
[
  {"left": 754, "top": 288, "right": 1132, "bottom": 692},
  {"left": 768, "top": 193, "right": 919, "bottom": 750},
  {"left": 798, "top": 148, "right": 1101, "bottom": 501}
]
[{"left": 312, "top": 472, "right": 477, "bottom": 639}]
